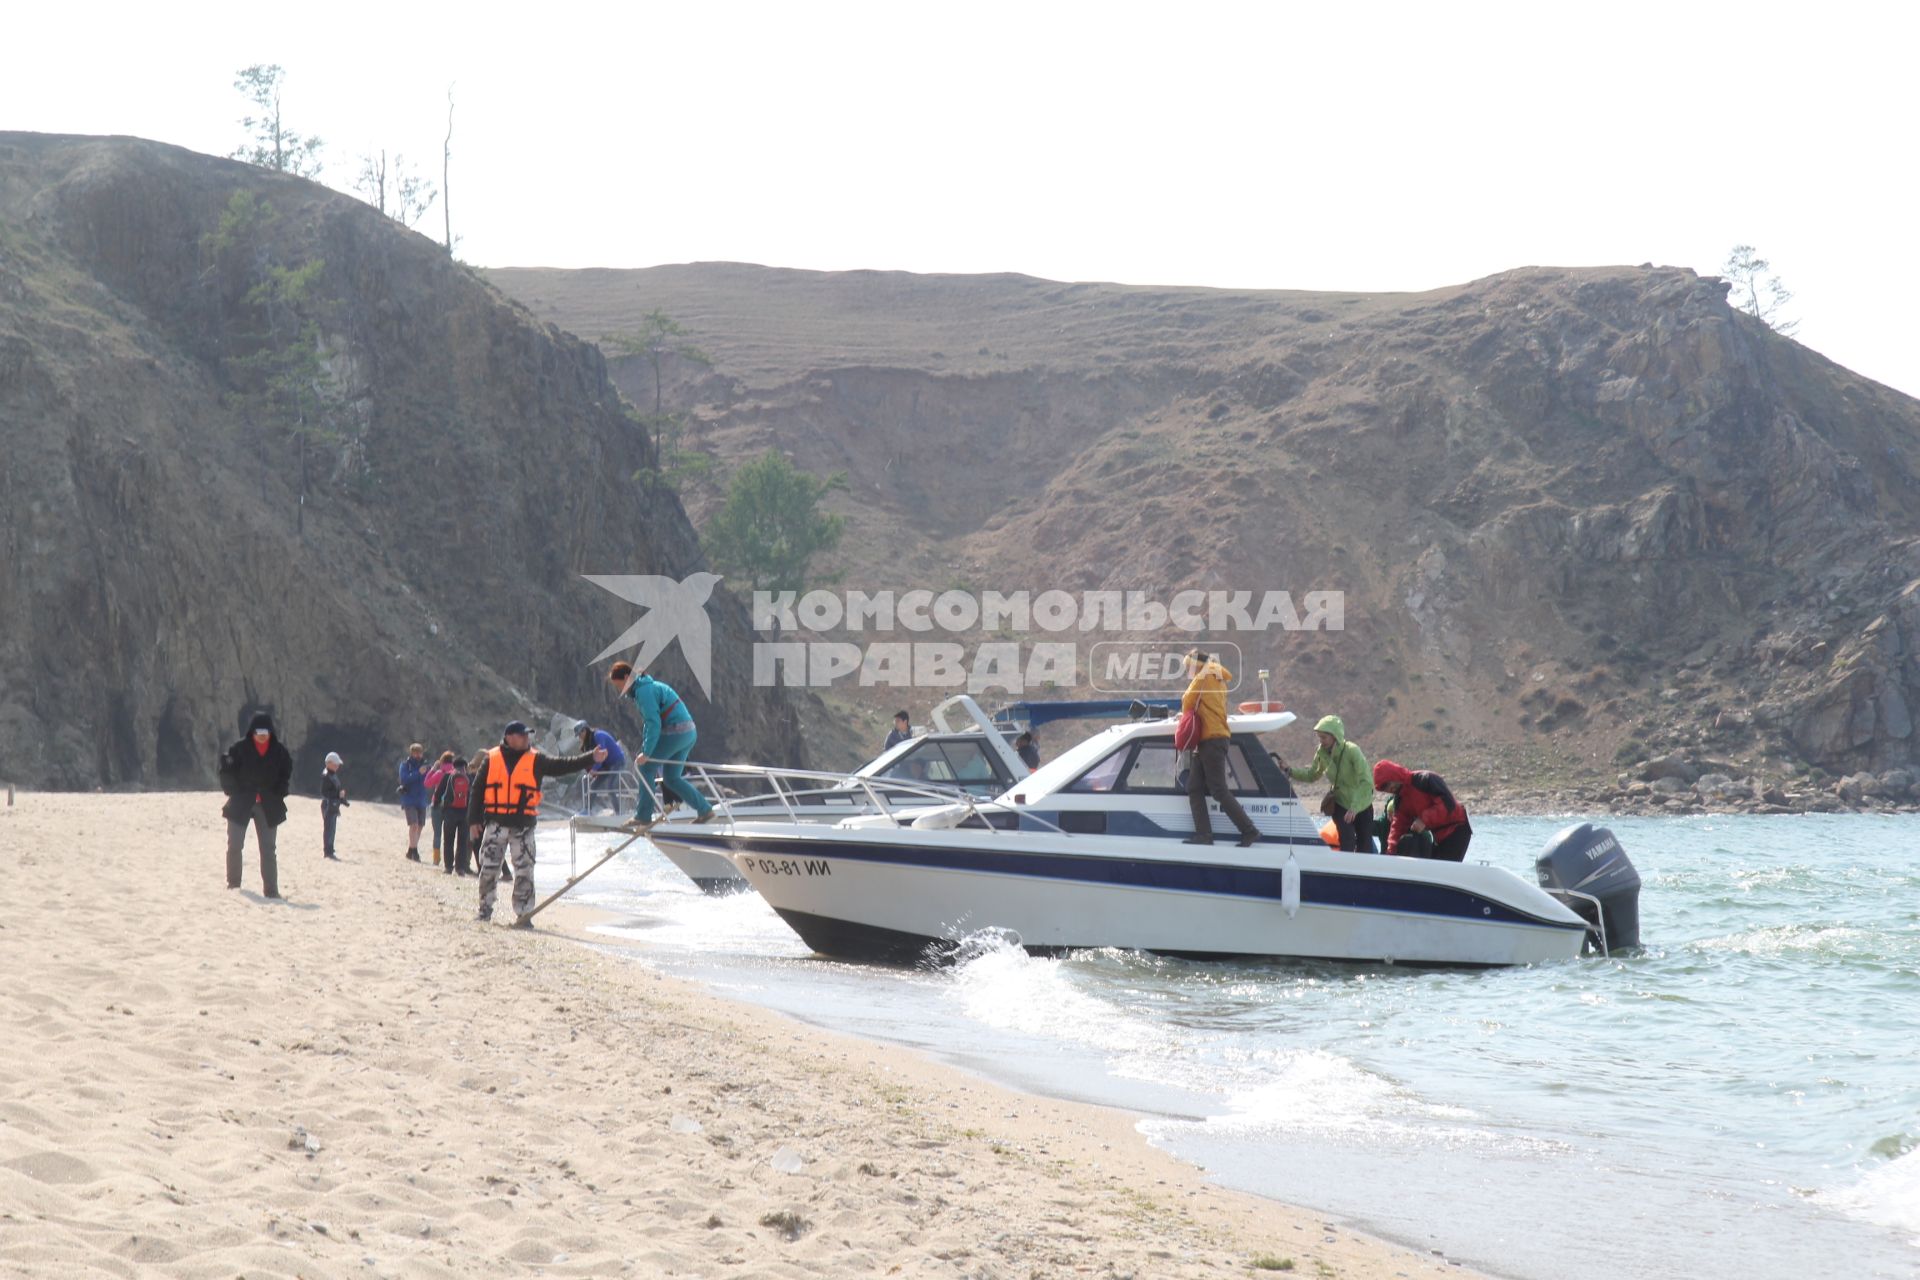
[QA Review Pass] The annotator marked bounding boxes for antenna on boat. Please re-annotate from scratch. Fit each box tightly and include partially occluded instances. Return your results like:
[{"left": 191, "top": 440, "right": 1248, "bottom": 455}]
[{"left": 1258, "top": 669, "right": 1271, "bottom": 707}]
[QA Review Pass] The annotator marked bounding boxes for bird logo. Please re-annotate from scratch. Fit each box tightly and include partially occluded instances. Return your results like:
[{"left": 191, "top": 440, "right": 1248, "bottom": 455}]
[{"left": 584, "top": 572, "right": 723, "bottom": 697}]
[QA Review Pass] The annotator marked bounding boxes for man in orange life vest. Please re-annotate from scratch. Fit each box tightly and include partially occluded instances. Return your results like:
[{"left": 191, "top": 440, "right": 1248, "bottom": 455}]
[{"left": 468, "top": 720, "right": 605, "bottom": 927}]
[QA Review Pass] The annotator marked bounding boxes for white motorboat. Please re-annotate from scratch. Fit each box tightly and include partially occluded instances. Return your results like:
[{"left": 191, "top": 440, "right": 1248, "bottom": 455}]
[{"left": 651, "top": 709, "right": 1615, "bottom": 967}]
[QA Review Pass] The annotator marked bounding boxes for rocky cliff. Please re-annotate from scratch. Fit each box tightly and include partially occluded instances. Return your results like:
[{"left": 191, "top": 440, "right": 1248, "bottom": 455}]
[
  {"left": 492, "top": 262, "right": 1920, "bottom": 812},
  {"left": 0, "top": 135, "right": 804, "bottom": 800}
]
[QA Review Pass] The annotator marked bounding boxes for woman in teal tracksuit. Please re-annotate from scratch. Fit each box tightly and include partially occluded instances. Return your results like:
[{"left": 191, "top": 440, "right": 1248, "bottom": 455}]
[{"left": 608, "top": 660, "right": 714, "bottom": 826}]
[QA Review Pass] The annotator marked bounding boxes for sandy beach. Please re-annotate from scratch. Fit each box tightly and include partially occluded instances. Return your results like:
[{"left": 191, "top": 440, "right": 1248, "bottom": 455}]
[{"left": 0, "top": 792, "right": 1479, "bottom": 1279}]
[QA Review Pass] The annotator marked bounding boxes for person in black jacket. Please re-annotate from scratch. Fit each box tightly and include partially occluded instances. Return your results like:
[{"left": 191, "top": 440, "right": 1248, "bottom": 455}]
[
  {"left": 320, "top": 751, "right": 349, "bottom": 860},
  {"left": 469, "top": 720, "right": 603, "bottom": 927},
  {"left": 219, "top": 711, "right": 294, "bottom": 897},
  {"left": 1013, "top": 731, "right": 1041, "bottom": 771}
]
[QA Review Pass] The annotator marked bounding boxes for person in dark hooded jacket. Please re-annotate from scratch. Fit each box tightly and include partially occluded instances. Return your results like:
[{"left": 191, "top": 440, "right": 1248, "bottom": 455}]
[
  {"left": 1373, "top": 760, "right": 1472, "bottom": 861},
  {"left": 219, "top": 711, "right": 294, "bottom": 897}
]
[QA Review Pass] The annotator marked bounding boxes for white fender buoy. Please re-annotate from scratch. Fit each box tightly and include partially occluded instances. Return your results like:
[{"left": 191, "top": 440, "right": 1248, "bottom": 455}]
[{"left": 1281, "top": 852, "right": 1301, "bottom": 919}]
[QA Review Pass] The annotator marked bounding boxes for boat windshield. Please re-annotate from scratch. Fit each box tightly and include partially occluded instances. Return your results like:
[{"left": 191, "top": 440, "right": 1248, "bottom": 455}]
[
  {"left": 878, "top": 737, "right": 1011, "bottom": 795},
  {"left": 1064, "top": 738, "right": 1272, "bottom": 795}
]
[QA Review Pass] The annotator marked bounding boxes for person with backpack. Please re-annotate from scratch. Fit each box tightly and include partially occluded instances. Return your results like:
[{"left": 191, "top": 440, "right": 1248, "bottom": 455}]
[
  {"left": 434, "top": 757, "right": 474, "bottom": 875},
  {"left": 608, "top": 660, "right": 715, "bottom": 829},
  {"left": 1177, "top": 649, "right": 1260, "bottom": 848},
  {"left": 424, "top": 750, "right": 458, "bottom": 865},
  {"left": 1373, "top": 760, "right": 1473, "bottom": 861}
]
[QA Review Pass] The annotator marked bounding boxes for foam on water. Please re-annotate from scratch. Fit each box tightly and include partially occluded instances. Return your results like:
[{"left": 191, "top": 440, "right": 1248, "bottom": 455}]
[
  {"left": 1143, "top": 1048, "right": 1423, "bottom": 1137},
  {"left": 947, "top": 937, "right": 1167, "bottom": 1057},
  {"left": 552, "top": 813, "right": 1920, "bottom": 1279},
  {"left": 1820, "top": 1146, "right": 1920, "bottom": 1241}
]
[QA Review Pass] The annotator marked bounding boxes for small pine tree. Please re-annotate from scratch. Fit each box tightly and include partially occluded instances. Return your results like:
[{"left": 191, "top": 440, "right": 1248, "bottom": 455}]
[
  {"left": 1722, "top": 244, "right": 1798, "bottom": 335},
  {"left": 231, "top": 65, "right": 325, "bottom": 177}
]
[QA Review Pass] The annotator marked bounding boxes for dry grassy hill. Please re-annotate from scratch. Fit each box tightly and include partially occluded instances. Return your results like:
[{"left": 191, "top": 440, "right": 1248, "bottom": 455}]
[{"left": 492, "top": 261, "right": 1920, "bottom": 812}]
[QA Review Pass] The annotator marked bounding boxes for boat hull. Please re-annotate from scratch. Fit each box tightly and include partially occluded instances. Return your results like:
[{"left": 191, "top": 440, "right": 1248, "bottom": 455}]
[
  {"left": 652, "top": 837, "right": 752, "bottom": 896},
  {"left": 666, "top": 827, "right": 1590, "bottom": 967}
]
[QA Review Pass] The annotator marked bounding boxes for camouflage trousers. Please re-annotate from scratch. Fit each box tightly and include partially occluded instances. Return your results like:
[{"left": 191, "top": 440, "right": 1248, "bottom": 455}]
[{"left": 475, "top": 823, "right": 537, "bottom": 920}]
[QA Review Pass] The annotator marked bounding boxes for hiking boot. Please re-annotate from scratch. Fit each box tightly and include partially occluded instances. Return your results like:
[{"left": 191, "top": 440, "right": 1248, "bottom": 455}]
[
  {"left": 693, "top": 809, "right": 716, "bottom": 825},
  {"left": 1237, "top": 831, "right": 1260, "bottom": 848},
  {"left": 263, "top": 891, "right": 283, "bottom": 900},
  {"left": 476, "top": 909, "right": 492, "bottom": 923},
  {"left": 1181, "top": 837, "right": 1215, "bottom": 846},
  {"left": 406, "top": 849, "right": 422, "bottom": 862},
  {"left": 323, "top": 853, "right": 340, "bottom": 861},
  {"left": 509, "top": 916, "right": 534, "bottom": 930}
]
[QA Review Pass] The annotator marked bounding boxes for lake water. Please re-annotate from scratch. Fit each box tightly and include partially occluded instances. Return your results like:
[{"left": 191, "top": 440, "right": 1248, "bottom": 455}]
[{"left": 538, "top": 813, "right": 1920, "bottom": 1279}]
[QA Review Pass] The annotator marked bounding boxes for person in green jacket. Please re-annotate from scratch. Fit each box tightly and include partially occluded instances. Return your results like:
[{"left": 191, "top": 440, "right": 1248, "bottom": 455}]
[
  {"left": 1373, "top": 793, "right": 1395, "bottom": 855},
  {"left": 1279, "top": 714, "right": 1374, "bottom": 853}
]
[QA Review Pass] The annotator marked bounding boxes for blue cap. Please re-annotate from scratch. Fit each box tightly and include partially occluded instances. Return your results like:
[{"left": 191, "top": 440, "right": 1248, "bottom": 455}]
[{"left": 503, "top": 720, "right": 531, "bottom": 737}]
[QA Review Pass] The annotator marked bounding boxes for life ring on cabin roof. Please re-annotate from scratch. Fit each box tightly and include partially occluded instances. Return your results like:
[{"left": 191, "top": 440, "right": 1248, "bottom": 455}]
[{"left": 1238, "top": 700, "right": 1286, "bottom": 713}]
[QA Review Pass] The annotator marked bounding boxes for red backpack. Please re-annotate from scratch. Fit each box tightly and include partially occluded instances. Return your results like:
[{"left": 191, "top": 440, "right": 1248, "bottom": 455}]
[
  {"left": 449, "top": 773, "right": 472, "bottom": 809},
  {"left": 1173, "top": 708, "right": 1202, "bottom": 751}
]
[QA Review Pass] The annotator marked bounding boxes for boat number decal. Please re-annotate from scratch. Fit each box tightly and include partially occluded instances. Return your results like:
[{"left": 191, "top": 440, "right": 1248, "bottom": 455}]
[{"left": 745, "top": 856, "right": 832, "bottom": 877}]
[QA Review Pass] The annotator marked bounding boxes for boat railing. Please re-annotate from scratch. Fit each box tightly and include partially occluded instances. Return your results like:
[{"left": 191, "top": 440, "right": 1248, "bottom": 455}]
[
  {"left": 543, "top": 765, "right": 647, "bottom": 824},
  {"left": 1550, "top": 886, "right": 1612, "bottom": 956},
  {"left": 560, "top": 761, "right": 1066, "bottom": 875},
  {"left": 662, "top": 760, "right": 1069, "bottom": 836}
]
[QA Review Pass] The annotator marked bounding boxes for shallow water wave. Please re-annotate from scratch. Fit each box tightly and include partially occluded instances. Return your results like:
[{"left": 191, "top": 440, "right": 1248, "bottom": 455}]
[
  {"left": 1817, "top": 1145, "right": 1920, "bottom": 1241},
  {"left": 947, "top": 936, "right": 1169, "bottom": 1057},
  {"left": 1693, "top": 922, "right": 1882, "bottom": 959}
]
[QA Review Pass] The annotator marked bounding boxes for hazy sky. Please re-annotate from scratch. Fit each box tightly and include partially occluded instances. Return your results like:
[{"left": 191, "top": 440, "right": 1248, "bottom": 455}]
[{"left": 10, "top": 1, "right": 1917, "bottom": 395}]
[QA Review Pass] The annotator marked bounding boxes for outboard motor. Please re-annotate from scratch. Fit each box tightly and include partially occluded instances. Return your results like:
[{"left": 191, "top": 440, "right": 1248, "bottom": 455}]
[{"left": 1535, "top": 823, "right": 1641, "bottom": 955}]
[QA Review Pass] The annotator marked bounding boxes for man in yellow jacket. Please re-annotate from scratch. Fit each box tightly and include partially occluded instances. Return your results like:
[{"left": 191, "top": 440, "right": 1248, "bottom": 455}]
[{"left": 1179, "top": 650, "right": 1260, "bottom": 847}]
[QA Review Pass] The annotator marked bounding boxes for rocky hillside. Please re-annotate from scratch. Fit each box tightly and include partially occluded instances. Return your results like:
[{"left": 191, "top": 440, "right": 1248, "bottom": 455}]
[
  {"left": 0, "top": 135, "right": 804, "bottom": 799},
  {"left": 491, "top": 262, "right": 1920, "bottom": 813}
]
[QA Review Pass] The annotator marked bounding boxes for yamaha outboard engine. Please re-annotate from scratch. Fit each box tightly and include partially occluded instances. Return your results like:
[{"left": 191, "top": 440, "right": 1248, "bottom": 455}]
[{"left": 1535, "top": 823, "right": 1641, "bottom": 955}]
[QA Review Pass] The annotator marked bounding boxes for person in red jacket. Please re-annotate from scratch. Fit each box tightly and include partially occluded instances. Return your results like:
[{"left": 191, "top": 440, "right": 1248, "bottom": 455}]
[{"left": 1372, "top": 760, "right": 1473, "bottom": 861}]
